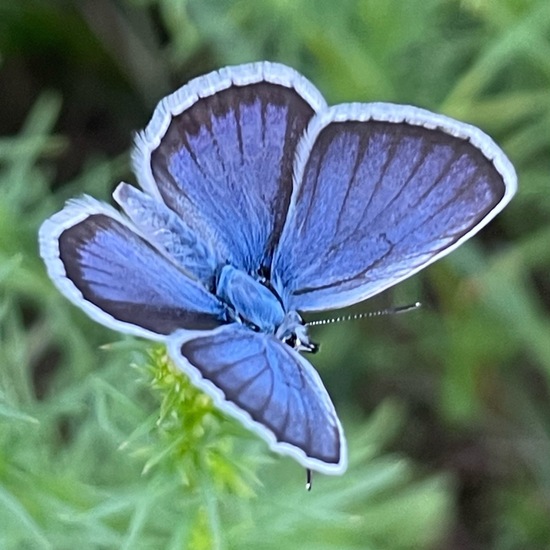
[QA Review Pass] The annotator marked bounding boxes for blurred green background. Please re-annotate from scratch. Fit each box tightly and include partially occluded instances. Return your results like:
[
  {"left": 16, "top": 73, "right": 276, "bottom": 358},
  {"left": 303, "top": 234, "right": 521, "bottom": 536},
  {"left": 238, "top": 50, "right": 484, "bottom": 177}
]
[{"left": 1, "top": 0, "right": 549, "bottom": 548}]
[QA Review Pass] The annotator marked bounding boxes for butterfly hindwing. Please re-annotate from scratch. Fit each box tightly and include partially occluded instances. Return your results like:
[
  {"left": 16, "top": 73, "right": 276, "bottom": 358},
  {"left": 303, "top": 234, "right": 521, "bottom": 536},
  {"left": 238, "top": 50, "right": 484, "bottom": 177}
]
[
  {"left": 133, "top": 62, "right": 326, "bottom": 273},
  {"left": 273, "top": 103, "right": 517, "bottom": 312},
  {"left": 113, "top": 182, "right": 220, "bottom": 286},
  {"left": 168, "top": 324, "right": 347, "bottom": 474},
  {"left": 39, "top": 197, "right": 227, "bottom": 339}
]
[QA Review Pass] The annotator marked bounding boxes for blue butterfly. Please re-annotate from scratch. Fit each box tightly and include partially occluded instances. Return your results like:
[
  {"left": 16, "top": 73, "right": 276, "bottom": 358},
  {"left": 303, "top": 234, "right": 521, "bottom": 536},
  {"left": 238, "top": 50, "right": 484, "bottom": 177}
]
[{"left": 39, "top": 62, "right": 516, "bottom": 476}]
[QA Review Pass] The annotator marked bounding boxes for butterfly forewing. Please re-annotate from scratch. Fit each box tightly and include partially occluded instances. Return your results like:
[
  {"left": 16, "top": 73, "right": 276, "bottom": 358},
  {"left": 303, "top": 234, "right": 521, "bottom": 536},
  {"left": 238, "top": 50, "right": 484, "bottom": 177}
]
[
  {"left": 133, "top": 63, "right": 326, "bottom": 273},
  {"left": 273, "top": 103, "right": 517, "bottom": 312},
  {"left": 168, "top": 324, "right": 347, "bottom": 474}
]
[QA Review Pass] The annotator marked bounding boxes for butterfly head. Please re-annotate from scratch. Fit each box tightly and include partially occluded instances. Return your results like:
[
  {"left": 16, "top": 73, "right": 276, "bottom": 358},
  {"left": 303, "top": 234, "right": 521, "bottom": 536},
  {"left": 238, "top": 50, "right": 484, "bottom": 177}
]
[{"left": 216, "top": 265, "right": 317, "bottom": 352}]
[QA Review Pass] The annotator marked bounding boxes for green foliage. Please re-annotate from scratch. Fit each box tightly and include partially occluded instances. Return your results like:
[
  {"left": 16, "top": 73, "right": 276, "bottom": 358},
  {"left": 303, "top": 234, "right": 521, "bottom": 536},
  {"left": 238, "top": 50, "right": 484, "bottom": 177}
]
[
  {"left": 130, "top": 345, "right": 261, "bottom": 497},
  {"left": 1, "top": 0, "right": 550, "bottom": 548}
]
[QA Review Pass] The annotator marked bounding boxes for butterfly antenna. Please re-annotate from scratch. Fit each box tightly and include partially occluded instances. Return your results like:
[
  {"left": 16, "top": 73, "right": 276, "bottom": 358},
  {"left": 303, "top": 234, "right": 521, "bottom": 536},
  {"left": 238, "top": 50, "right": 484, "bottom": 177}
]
[
  {"left": 305, "top": 302, "right": 421, "bottom": 327},
  {"left": 306, "top": 469, "right": 312, "bottom": 491}
]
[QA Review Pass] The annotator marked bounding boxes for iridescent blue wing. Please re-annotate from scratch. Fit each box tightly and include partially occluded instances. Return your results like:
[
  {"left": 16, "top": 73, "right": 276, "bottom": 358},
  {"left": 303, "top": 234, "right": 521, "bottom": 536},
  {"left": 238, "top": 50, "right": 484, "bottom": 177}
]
[
  {"left": 168, "top": 324, "right": 347, "bottom": 474},
  {"left": 39, "top": 197, "right": 227, "bottom": 339},
  {"left": 272, "top": 103, "right": 517, "bottom": 312},
  {"left": 132, "top": 62, "right": 326, "bottom": 273}
]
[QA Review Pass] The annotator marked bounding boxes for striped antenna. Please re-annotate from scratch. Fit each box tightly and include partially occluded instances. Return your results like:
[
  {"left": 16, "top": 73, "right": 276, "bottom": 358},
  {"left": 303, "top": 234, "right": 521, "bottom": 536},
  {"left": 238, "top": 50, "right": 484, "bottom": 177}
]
[{"left": 305, "top": 302, "right": 421, "bottom": 327}]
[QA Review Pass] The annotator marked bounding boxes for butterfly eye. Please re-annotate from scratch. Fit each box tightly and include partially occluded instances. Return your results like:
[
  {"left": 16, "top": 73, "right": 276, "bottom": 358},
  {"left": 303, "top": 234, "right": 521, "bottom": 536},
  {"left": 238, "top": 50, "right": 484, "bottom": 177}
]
[
  {"left": 282, "top": 333, "right": 298, "bottom": 349},
  {"left": 282, "top": 333, "right": 320, "bottom": 354}
]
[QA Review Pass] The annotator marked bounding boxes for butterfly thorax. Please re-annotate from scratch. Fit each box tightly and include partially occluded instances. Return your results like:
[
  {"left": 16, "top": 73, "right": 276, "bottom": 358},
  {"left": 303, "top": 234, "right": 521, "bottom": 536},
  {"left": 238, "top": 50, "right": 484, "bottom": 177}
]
[
  {"left": 216, "top": 265, "right": 315, "bottom": 352},
  {"left": 217, "top": 264, "right": 284, "bottom": 331}
]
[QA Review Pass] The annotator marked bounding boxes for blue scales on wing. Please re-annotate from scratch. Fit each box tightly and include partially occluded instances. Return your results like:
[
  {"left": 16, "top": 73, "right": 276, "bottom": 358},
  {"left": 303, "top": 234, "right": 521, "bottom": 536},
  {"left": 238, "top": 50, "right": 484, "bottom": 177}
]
[
  {"left": 114, "top": 183, "right": 220, "bottom": 288},
  {"left": 169, "top": 324, "right": 345, "bottom": 471},
  {"left": 273, "top": 111, "right": 510, "bottom": 312},
  {"left": 143, "top": 82, "right": 317, "bottom": 273},
  {"left": 55, "top": 207, "right": 227, "bottom": 335}
]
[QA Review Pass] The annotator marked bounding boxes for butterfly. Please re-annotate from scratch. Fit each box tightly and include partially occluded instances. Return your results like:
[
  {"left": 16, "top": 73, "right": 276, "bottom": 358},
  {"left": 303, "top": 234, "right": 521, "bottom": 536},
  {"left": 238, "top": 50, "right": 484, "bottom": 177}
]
[{"left": 39, "top": 62, "right": 516, "bottom": 477}]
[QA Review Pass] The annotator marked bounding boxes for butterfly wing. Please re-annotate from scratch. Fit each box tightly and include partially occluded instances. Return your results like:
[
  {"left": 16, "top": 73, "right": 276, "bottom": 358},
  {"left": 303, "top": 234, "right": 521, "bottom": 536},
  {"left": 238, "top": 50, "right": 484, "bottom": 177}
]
[
  {"left": 168, "top": 324, "right": 347, "bottom": 474},
  {"left": 113, "top": 182, "right": 220, "bottom": 288},
  {"left": 272, "top": 103, "right": 517, "bottom": 312},
  {"left": 133, "top": 62, "right": 326, "bottom": 273},
  {"left": 39, "top": 197, "right": 227, "bottom": 339}
]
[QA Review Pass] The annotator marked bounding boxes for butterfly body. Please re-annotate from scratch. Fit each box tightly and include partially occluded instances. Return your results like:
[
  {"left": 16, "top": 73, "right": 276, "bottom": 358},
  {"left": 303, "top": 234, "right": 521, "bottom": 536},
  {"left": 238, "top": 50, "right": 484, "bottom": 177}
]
[
  {"left": 216, "top": 264, "right": 285, "bottom": 333},
  {"left": 39, "top": 62, "right": 516, "bottom": 475}
]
